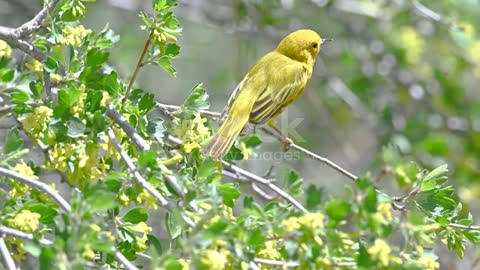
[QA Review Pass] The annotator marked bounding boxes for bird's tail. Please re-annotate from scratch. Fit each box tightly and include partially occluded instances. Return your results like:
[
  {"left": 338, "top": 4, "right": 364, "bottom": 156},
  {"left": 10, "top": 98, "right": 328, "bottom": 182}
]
[{"left": 203, "top": 114, "right": 247, "bottom": 159}]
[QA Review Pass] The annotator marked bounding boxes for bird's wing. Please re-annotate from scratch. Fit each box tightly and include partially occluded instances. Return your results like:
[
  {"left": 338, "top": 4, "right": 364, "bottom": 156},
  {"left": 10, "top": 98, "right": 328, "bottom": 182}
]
[
  {"left": 249, "top": 63, "right": 308, "bottom": 124},
  {"left": 219, "top": 75, "right": 250, "bottom": 120}
]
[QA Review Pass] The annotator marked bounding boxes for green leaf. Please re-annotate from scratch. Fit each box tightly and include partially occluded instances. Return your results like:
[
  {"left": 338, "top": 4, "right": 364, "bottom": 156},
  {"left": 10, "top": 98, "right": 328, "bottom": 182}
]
[
  {"left": 88, "top": 191, "right": 116, "bottom": 210},
  {"left": 29, "top": 81, "right": 43, "bottom": 98},
  {"left": 241, "top": 135, "right": 262, "bottom": 148},
  {"left": 123, "top": 207, "right": 148, "bottom": 224},
  {"left": 67, "top": 118, "right": 86, "bottom": 138},
  {"left": 147, "top": 234, "right": 163, "bottom": 255},
  {"left": 420, "top": 179, "right": 436, "bottom": 192},
  {"left": 248, "top": 229, "right": 266, "bottom": 246},
  {"left": 55, "top": 87, "right": 82, "bottom": 117},
  {"left": 42, "top": 56, "right": 58, "bottom": 73},
  {"left": 86, "top": 48, "right": 110, "bottom": 67},
  {"left": 218, "top": 183, "right": 240, "bottom": 208},
  {"left": 1, "top": 69, "right": 14, "bottom": 82},
  {"left": 166, "top": 211, "right": 182, "bottom": 239},
  {"left": 182, "top": 83, "right": 209, "bottom": 110},
  {"left": 24, "top": 242, "right": 41, "bottom": 257},
  {"left": 4, "top": 127, "right": 24, "bottom": 154},
  {"left": 423, "top": 164, "right": 448, "bottom": 182},
  {"left": 11, "top": 91, "right": 31, "bottom": 104},
  {"left": 165, "top": 43, "right": 180, "bottom": 57},
  {"left": 39, "top": 247, "right": 54, "bottom": 270},
  {"left": 325, "top": 198, "right": 351, "bottom": 221},
  {"left": 197, "top": 157, "right": 217, "bottom": 181},
  {"left": 139, "top": 93, "right": 155, "bottom": 113},
  {"left": 305, "top": 184, "right": 323, "bottom": 211},
  {"left": 158, "top": 56, "right": 176, "bottom": 76},
  {"left": 85, "top": 90, "right": 103, "bottom": 112},
  {"left": 364, "top": 186, "right": 377, "bottom": 213}
]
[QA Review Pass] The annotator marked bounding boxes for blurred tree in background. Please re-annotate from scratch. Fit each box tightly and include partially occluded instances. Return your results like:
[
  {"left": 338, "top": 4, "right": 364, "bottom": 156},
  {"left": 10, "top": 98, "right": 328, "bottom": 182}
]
[{"left": 0, "top": 0, "right": 479, "bottom": 269}]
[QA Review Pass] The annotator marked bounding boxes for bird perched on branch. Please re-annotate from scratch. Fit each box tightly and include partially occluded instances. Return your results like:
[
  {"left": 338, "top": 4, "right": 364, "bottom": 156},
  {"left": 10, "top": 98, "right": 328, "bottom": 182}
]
[{"left": 203, "top": 29, "right": 331, "bottom": 159}]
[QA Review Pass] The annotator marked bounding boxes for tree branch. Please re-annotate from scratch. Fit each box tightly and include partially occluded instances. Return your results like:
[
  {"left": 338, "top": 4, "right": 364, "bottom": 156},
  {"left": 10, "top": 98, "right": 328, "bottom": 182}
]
[
  {"left": 0, "top": 167, "right": 71, "bottom": 212},
  {"left": 0, "top": 237, "right": 16, "bottom": 270},
  {"left": 12, "top": 0, "right": 61, "bottom": 38},
  {"left": 106, "top": 127, "right": 169, "bottom": 207},
  {"left": 0, "top": 225, "right": 52, "bottom": 246}
]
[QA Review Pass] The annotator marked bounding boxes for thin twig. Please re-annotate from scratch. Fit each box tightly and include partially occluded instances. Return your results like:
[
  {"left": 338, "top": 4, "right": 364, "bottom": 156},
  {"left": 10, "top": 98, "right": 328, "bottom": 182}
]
[
  {"left": 106, "top": 127, "right": 169, "bottom": 206},
  {"left": 0, "top": 167, "right": 71, "bottom": 212},
  {"left": 114, "top": 251, "right": 139, "bottom": 270},
  {"left": 155, "top": 103, "right": 358, "bottom": 181},
  {"left": 253, "top": 258, "right": 299, "bottom": 267},
  {"left": 0, "top": 237, "right": 16, "bottom": 270},
  {"left": 121, "top": 29, "right": 154, "bottom": 106},
  {"left": 222, "top": 161, "right": 308, "bottom": 213},
  {"left": 12, "top": 0, "right": 61, "bottom": 38},
  {"left": 0, "top": 226, "right": 53, "bottom": 245},
  {"left": 106, "top": 104, "right": 186, "bottom": 199}
]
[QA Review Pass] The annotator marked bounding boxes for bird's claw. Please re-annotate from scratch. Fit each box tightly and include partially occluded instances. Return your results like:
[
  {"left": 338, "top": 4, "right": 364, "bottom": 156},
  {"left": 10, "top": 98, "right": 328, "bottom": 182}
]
[{"left": 283, "top": 137, "right": 293, "bottom": 151}]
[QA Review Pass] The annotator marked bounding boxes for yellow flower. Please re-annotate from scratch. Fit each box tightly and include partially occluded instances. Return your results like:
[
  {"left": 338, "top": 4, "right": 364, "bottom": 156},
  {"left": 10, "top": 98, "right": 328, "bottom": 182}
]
[
  {"left": 298, "top": 212, "right": 325, "bottom": 230},
  {"left": 19, "top": 106, "right": 53, "bottom": 134},
  {"left": 61, "top": 25, "right": 92, "bottom": 47},
  {"left": 367, "top": 239, "right": 391, "bottom": 266},
  {"left": 126, "top": 222, "right": 152, "bottom": 234},
  {"left": 183, "top": 141, "right": 200, "bottom": 153},
  {"left": 13, "top": 160, "right": 37, "bottom": 179},
  {"left": 133, "top": 233, "right": 148, "bottom": 252},
  {"left": 418, "top": 255, "right": 439, "bottom": 270},
  {"left": 82, "top": 245, "right": 96, "bottom": 260},
  {"left": 118, "top": 192, "right": 130, "bottom": 206},
  {"left": 89, "top": 224, "right": 101, "bottom": 232},
  {"left": 195, "top": 250, "right": 227, "bottom": 270},
  {"left": 400, "top": 27, "right": 425, "bottom": 64},
  {"left": 258, "top": 240, "right": 281, "bottom": 260},
  {"left": 25, "top": 59, "right": 43, "bottom": 73},
  {"left": 0, "top": 40, "right": 12, "bottom": 57},
  {"left": 282, "top": 216, "right": 300, "bottom": 233},
  {"left": 178, "top": 259, "right": 191, "bottom": 270},
  {"left": 10, "top": 210, "right": 41, "bottom": 233},
  {"left": 373, "top": 202, "right": 393, "bottom": 225},
  {"left": 136, "top": 189, "right": 158, "bottom": 209}
]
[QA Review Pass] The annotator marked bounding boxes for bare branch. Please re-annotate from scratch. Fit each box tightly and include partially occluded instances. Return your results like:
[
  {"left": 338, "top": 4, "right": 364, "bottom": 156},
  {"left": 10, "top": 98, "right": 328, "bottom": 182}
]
[
  {"left": 106, "top": 127, "right": 169, "bottom": 207},
  {"left": 0, "top": 225, "right": 53, "bottom": 245},
  {"left": 0, "top": 167, "right": 71, "bottom": 212},
  {"left": 115, "top": 251, "right": 139, "bottom": 270},
  {"left": 106, "top": 104, "right": 186, "bottom": 199},
  {"left": 222, "top": 161, "right": 308, "bottom": 213},
  {"left": 253, "top": 258, "right": 299, "bottom": 267},
  {"left": 0, "top": 237, "right": 16, "bottom": 270},
  {"left": 13, "top": 0, "right": 61, "bottom": 38}
]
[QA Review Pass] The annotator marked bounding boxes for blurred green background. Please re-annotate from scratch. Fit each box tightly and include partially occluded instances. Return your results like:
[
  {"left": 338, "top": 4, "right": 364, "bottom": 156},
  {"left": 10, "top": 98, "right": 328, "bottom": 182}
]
[{"left": 1, "top": 0, "right": 479, "bottom": 268}]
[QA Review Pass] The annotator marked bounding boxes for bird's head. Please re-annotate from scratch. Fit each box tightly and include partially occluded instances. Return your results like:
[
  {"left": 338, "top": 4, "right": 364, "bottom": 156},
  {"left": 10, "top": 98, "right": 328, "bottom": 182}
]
[{"left": 276, "top": 29, "right": 331, "bottom": 64}]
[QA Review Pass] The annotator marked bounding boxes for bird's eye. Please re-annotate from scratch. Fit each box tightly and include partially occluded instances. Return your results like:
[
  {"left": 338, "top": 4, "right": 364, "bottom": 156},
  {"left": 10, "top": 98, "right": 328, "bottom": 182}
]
[{"left": 312, "top": 43, "right": 318, "bottom": 48}]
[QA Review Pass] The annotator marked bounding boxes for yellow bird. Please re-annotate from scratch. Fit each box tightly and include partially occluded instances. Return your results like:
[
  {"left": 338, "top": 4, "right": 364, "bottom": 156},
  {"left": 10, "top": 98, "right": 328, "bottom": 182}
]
[{"left": 203, "top": 29, "right": 331, "bottom": 159}]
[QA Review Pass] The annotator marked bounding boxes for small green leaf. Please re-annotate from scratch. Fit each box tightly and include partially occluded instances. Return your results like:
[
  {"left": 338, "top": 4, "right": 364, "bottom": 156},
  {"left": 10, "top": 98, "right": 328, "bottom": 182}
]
[
  {"left": 42, "top": 56, "right": 58, "bottom": 73},
  {"left": 197, "top": 157, "right": 217, "bottom": 180},
  {"left": 86, "top": 48, "right": 109, "bottom": 67},
  {"left": 158, "top": 56, "right": 176, "bottom": 76},
  {"left": 218, "top": 183, "right": 240, "bottom": 208},
  {"left": 5, "top": 127, "right": 24, "bottom": 154},
  {"left": 88, "top": 191, "right": 116, "bottom": 210},
  {"left": 423, "top": 164, "right": 448, "bottom": 182},
  {"left": 248, "top": 229, "right": 265, "bottom": 246},
  {"left": 29, "top": 81, "right": 43, "bottom": 98},
  {"left": 1, "top": 69, "right": 14, "bottom": 82},
  {"left": 364, "top": 186, "right": 377, "bottom": 213},
  {"left": 11, "top": 91, "right": 31, "bottom": 104},
  {"left": 166, "top": 211, "right": 182, "bottom": 239},
  {"left": 242, "top": 135, "right": 262, "bottom": 148},
  {"left": 147, "top": 234, "right": 163, "bottom": 255},
  {"left": 420, "top": 179, "right": 436, "bottom": 192},
  {"left": 182, "top": 83, "right": 209, "bottom": 110},
  {"left": 305, "top": 184, "right": 323, "bottom": 210},
  {"left": 67, "top": 118, "right": 86, "bottom": 138},
  {"left": 24, "top": 242, "right": 41, "bottom": 257},
  {"left": 325, "top": 198, "right": 351, "bottom": 221},
  {"left": 123, "top": 207, "right": 148, "bottom": 224},
  {"left": 165, "top": 43, "right": 180, "bottom": 57},
  {"left": 139, "top": 93, "right": 155, "bottom": 113},
  {"left": 55, "top": 87, "right": 82, "bottom": 117}
]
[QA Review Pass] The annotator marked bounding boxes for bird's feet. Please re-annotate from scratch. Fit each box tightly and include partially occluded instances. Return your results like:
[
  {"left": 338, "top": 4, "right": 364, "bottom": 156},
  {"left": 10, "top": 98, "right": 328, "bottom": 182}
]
[{"left": 282, "top": 137, "right": 293, "bottom": 151}]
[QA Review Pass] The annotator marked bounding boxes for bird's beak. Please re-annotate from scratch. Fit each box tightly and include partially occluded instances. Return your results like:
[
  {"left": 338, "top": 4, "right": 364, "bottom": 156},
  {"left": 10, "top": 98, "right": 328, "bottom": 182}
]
[{"left": 321, "top": 38, "right": 333, "bottom": 45}]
